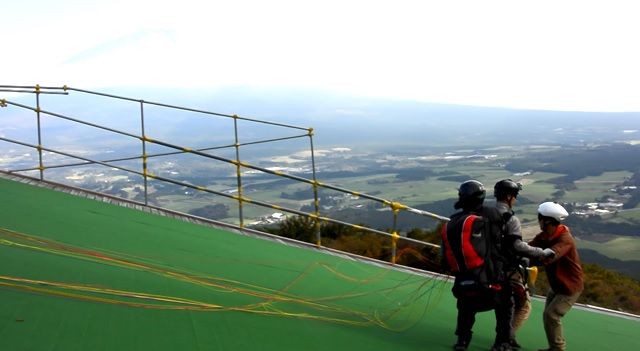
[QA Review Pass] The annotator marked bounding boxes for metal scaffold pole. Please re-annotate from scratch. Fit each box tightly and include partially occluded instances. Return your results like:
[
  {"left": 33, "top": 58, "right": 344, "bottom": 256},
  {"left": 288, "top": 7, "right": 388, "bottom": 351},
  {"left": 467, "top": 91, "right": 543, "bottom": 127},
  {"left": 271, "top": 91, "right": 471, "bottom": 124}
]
[
  {"left": 0, "top": 85, "right": 449, "bottom": 266},
  {"left": 140, "top": 101, "right": 149, "bottom": 206},
  {"left": 233, "top": 115, "right": 244, "bottom": 228},
  {"left": 308, "top": 128, "right": 322, "bottom": 247},
  {"left": 35, "top": 85, "right": 44, "bottom": 180}
]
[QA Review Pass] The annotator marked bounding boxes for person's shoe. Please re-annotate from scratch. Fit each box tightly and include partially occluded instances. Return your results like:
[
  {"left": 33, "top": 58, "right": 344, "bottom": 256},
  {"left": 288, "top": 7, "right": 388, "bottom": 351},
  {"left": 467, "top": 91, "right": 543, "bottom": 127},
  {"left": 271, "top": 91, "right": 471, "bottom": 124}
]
[
  {"left": 452, "top": 340, "right": 469, "bottom": 350},
  {"left": 491, "top": 342, "right": 512, "bottom": 351},
  {"left": 452, "top": 337, "right": 470, "bottom": 351},
  {"left": 509, "top": 338, "right": 522, "bottom": 349}
]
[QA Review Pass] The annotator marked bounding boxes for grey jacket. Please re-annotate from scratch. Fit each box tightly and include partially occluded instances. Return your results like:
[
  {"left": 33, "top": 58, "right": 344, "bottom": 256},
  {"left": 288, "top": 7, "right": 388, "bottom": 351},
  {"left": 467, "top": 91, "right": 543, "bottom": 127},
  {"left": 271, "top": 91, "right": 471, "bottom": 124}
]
[{"left": 495, "top": 202, "right": 547, "bottom": 258}]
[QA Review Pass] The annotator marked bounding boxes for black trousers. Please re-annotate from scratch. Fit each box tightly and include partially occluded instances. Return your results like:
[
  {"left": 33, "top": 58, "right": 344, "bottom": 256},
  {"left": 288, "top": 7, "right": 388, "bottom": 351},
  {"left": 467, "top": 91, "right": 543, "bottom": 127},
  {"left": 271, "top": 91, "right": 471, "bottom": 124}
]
[{"left": 455, "top": 285, "right": 513, "bottom": 344}]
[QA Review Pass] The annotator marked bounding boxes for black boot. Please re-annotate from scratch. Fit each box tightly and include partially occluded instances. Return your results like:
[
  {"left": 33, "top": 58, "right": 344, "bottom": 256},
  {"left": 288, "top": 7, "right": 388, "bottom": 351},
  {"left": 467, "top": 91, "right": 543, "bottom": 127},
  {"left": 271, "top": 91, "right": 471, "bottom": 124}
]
[
  {"left": 453, "top": 336, "right": 471, "bottom": 351},
  {"left": 491, "top": 341, "right": 513, "bottom": 351}
]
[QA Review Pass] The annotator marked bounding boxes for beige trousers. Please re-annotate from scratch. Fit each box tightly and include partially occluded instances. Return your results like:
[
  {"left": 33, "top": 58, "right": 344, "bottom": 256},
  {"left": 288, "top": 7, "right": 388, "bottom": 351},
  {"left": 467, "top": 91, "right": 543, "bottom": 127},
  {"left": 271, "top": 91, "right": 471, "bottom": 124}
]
[
  {"left": 543, "top": 289, "right": 581, "bottom": 351},
  {"left": 510, "top": 270, "right": 531, "bottom": 333},
  {"left": 512, "top": 291, "right": 531, "bottom": 332}
]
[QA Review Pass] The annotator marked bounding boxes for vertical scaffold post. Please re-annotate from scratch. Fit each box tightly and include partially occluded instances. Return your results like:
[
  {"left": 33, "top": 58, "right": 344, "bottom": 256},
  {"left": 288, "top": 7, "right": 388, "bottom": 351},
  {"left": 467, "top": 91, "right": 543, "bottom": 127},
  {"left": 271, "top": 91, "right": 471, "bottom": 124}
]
[
  {"left": 391, "top": 206, "right": 400, "bottom": 264},
  {"left": 233, "top": 115, "right": 244, "bottom": 228},
  {"left": 308, "top": 128, "right": 322, "bottom": 247},
  {"left": 139, "top": 101, "right": 149, "bottom": 206},
  {"left": 35, "top": 85, "right": 44, "bottom": 180}
]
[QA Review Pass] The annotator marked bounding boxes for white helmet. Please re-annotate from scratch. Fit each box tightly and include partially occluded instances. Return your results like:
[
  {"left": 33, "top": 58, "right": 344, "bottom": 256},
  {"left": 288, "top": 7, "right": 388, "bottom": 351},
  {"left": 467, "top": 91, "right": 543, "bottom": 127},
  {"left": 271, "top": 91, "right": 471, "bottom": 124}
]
[{"left": 537, "top": 202, "right": 569, "bottom": 222}]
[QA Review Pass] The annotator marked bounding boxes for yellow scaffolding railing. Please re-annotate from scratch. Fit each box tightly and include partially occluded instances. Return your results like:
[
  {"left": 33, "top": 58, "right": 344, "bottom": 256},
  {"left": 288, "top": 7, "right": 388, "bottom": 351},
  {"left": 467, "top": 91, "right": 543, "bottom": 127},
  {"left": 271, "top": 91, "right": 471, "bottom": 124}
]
[{"left": 0, "top": 85, "right": 448, "bottom": 265}]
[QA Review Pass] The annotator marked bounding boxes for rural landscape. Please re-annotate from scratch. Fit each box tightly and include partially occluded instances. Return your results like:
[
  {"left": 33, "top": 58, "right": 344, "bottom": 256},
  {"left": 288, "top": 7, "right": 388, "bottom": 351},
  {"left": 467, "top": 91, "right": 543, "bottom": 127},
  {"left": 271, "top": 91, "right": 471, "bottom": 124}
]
[{"left": 1, "top": 89, "right": 639, "bottom": 313}]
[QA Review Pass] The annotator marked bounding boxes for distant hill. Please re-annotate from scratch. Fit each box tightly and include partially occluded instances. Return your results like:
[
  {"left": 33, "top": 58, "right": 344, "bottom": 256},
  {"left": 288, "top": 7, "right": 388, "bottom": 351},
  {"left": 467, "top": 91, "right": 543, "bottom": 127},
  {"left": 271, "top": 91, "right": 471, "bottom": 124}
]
[
  {"left": 578, "top": 249, "right": 640, "bottom": 280},
  {"left": 4, "top": 86, "right": 640, "bottom": 151}
]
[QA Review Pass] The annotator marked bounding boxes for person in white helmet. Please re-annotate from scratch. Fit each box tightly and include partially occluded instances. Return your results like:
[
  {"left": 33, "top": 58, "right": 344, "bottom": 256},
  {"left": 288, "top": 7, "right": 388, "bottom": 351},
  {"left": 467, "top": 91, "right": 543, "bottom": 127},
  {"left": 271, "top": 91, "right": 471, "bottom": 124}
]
[{"left": 529, "top": 202, "right": 584, "bottom": 351}]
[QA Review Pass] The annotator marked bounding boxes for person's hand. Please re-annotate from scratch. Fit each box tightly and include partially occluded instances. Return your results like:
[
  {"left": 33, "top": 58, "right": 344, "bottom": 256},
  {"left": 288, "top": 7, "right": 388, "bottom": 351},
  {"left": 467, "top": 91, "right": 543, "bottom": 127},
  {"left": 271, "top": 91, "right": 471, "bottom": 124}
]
[{"left": 542, "top": 248, "right": 556, "bottom": 258}]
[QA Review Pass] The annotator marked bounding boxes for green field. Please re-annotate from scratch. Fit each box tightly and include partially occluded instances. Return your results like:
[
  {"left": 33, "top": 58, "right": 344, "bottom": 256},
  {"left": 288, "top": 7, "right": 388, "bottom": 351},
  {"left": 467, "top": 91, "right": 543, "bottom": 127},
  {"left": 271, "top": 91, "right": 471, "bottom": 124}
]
[
  {"left": 578, "top": 236, "right": 640, "bottom": 261},
  {"left": 150, "top": 167, "right": 635, "bottom": 229},
  {"left": 125, "top": 160, "right": 640, "bottom": 268},
  {"left": 617, "top": 208, "right": 640, "bottom": 221},
  {"left": 560, "top": 171, "right": 633, "bottom": 203}
]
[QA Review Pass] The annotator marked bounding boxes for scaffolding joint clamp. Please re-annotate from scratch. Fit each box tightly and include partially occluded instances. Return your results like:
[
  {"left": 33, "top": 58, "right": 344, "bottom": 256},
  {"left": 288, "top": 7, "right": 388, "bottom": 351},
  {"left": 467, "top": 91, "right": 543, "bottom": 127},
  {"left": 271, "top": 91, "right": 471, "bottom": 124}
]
[{"left": 389, "top": 201, "right": 407, "bottom": 212}]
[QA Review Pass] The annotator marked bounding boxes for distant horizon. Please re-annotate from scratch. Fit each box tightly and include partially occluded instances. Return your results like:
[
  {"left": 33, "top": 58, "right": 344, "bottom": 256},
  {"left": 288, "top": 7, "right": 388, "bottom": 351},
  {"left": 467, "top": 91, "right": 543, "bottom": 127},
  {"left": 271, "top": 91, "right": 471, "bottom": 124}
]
[
  {"left": 6, "top": 83, "right": 640, "bottom": 115},
  {"left": 2, "top": 85, "right": 640, "bottom": 151}
]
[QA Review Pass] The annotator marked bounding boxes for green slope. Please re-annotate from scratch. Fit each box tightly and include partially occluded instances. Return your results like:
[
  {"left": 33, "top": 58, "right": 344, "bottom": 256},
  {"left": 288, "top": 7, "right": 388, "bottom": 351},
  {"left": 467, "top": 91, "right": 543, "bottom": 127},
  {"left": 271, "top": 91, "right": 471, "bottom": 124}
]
[{"left": 0, "top": 175, "right": 638, "bottom": 350}]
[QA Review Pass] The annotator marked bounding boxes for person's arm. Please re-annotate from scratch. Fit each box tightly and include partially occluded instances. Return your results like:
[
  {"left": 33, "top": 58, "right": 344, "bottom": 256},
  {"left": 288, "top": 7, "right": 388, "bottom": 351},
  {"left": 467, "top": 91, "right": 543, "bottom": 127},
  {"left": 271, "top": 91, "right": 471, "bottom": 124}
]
[
  {"left": 506, "top": 217, "right": 554, "bottom": 258},
  {"left": 545, "top": 232, "right": 574, "bottom": 263},
  {"left": 513, "top": 237, "right": 554, "bottom": 257},
  {"left": 527, "top": 233, "right": 552, "bottom": 265}
]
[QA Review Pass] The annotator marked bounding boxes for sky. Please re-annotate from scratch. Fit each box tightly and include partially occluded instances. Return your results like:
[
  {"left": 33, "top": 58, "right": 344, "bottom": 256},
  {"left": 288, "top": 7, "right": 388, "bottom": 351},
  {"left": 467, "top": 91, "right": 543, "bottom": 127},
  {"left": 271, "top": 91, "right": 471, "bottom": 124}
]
[{"left": 3, "top": 0, "right": 640, "bottom": 112}]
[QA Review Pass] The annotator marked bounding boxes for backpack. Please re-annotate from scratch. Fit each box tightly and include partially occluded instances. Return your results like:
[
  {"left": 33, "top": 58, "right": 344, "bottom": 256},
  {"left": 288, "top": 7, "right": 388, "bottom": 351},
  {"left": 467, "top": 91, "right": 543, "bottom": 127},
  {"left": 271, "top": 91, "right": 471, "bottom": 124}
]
[{"left": 441, "top": 206, "right": 508, "bottom": 297}]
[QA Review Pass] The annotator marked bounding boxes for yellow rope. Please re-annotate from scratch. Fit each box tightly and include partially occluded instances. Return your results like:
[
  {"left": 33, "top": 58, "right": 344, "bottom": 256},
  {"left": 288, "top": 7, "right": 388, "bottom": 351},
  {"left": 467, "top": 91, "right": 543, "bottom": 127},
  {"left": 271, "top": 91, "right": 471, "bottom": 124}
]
[{"left": 0, "top": 227, "right": 444, "bottom": 330}]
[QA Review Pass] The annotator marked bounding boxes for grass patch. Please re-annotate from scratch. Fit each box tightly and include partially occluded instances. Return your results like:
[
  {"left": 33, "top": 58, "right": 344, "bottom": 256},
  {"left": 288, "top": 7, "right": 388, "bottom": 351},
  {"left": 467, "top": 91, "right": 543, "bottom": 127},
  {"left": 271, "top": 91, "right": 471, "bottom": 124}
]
[
  {"left": 561, "top": 171, "right": 633, "bottom": 203},
  {"left": 578, "top": 236, "right": 640, "bottom": 261},
  {"left": 617, "top": 208, "right": 640, "bottom": 221}
]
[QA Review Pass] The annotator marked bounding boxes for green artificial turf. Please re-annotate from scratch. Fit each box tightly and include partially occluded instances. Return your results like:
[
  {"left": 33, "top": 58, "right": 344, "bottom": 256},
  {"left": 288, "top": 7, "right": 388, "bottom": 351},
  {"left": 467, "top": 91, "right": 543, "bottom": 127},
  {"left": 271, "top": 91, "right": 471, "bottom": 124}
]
[{"left": 0, "top": 176, "right": 638, "bottom": 350}]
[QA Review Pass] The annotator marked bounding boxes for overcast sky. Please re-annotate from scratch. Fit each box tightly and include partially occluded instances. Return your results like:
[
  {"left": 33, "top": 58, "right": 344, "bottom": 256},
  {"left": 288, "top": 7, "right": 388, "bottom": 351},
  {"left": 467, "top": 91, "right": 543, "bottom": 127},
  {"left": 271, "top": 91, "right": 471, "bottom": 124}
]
[{"left": 3, "top": 0, "right": 639, "bottom": 112}]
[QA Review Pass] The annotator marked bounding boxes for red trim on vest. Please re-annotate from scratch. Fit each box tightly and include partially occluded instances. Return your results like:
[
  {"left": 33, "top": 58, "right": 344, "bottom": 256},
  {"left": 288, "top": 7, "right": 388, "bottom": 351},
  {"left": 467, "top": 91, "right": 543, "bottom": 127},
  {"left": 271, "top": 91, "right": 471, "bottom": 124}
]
[
  {"left": 441, "top": 222, "right": 460, "bottom": 272},
  {"left": 461, "top": 215, "right": 484, "bottom": 270}
]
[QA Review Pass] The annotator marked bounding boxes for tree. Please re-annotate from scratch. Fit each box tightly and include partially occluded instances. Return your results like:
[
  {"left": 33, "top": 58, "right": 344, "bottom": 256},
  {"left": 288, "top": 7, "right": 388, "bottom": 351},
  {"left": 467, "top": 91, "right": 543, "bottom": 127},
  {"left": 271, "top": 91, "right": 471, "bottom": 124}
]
[
  {"left": 265, "top": 215, "right": 317, "bottom": 243},
  {"left": 188, "top": 204, "right": 229, "bottom": 220}
]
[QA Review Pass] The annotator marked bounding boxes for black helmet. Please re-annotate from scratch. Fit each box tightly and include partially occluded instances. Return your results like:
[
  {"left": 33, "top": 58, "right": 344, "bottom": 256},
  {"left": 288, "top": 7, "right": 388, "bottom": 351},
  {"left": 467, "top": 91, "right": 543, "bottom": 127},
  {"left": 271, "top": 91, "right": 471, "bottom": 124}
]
[
  {"left": 454, "top": 180, "right": 486, "bottom": 209},
  {"left": 494, "top": 179, "right": 522, "bottom": 199}
]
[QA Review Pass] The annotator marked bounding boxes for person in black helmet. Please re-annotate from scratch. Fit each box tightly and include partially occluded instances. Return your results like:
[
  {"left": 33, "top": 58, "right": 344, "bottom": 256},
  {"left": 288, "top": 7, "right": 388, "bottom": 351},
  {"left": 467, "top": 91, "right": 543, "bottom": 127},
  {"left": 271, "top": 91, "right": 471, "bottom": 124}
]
[
  {"left": 492, "top": 179, "right": 556, "bottom": 351},
  {"left": 453, "top": 179, "right": 486, "bottom": 211},
  {"left": 447, "top": 180, "right": 486, "bottom": 351},
  {"left": 446, "top": 180, "right": 505, "bottom": 351}
]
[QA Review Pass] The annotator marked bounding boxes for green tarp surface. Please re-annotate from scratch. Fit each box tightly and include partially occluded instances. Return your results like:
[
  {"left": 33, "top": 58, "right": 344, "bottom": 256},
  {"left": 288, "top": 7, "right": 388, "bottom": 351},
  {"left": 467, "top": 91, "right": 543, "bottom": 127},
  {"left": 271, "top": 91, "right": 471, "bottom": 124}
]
[{"left": 1, "top": 176, "right": 638, "bottom": 350}]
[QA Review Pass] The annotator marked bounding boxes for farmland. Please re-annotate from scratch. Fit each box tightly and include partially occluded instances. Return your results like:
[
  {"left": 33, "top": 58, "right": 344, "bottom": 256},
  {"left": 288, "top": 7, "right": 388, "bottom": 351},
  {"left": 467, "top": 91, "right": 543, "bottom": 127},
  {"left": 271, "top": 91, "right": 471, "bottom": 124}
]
[{"left": 4, "top": 140, "right": 639, "bottom": 277}]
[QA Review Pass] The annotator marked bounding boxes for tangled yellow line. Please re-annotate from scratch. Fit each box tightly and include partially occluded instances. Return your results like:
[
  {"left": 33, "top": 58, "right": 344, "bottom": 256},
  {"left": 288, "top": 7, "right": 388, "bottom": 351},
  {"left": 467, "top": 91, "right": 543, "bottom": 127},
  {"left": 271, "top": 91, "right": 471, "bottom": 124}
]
[{"left": 0, "top": 227, "right": 446, "bottom": 330}]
